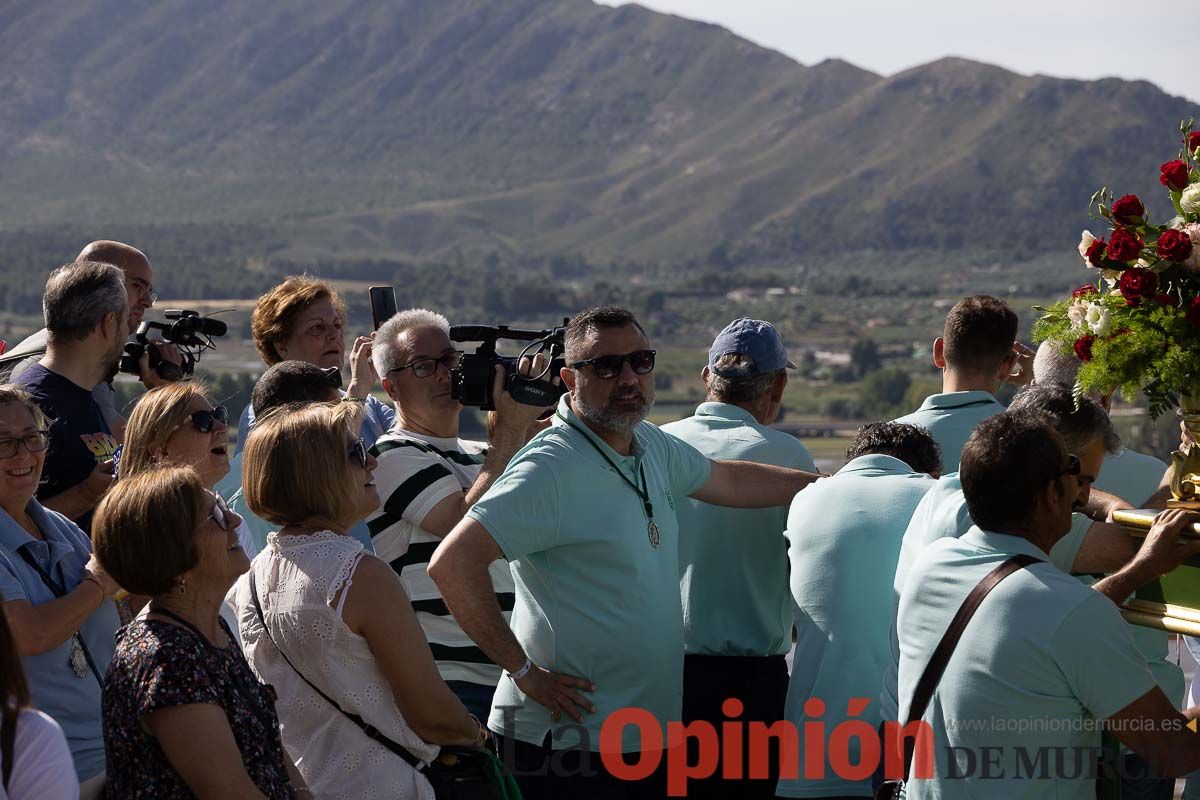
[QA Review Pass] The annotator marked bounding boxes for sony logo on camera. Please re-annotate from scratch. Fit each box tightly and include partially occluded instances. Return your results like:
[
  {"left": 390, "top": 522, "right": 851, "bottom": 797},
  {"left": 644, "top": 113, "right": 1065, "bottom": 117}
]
[{"left": 449, "top": 323, "right": 568, "bottom": 411}]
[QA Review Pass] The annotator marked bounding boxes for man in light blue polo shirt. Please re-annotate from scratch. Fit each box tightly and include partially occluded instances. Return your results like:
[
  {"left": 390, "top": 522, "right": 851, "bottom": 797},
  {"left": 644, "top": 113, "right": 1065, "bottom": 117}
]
[
  {"left": 895, "top": 413, "right": 1200, "bottom": 799},
  {"left": 894, "top": 295, "right": 1031, "bottom": 469},
  {"left": 429, "top": 307, "right": 822, "bottom": 799},
  {"left": 779, "top": 422, "right": 939, "bottom": 799},
  {"left": 882, "top": 386, "right": 1144, "bottom": 725},
  {"left": 661, "top": 317, "right": 815, "bottom": 799},
  {"left": 1033, "top": 340, "right": 1180, "bottom": 799}
]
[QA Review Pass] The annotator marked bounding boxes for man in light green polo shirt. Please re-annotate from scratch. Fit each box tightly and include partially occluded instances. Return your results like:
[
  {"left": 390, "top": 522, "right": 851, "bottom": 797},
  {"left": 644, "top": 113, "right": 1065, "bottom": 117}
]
[
  {"left": 882, "top": 386, "right": 1151, "bottom": 726},
  {"left": 894, "top": 295, "right": 1031, "bottom": 469},
  {"left": 780, "top": 421, "right": 940, "bottom": 799},
  {"left": 429, "top": 307, "right": 822, "bottom": 799},
  {"left": 1033, "top": 339, "right": 1180, "bottom": 799},
  {"left": 661, "top": 317, "right": 815, "bottom": 799},
  {"left": 895, "top": 413, "right": 1200, "bottom": 799}
]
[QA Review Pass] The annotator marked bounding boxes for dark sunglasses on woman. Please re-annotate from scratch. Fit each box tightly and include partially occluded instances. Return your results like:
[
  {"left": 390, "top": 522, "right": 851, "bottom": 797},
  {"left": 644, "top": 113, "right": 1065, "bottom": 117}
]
[{"left": 188, "top": 406, "right": 229, "bottom": 434}]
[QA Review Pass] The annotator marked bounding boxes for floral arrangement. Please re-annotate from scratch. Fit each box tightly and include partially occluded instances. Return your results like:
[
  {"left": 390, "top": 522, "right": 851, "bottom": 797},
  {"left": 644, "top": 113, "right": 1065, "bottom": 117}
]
[{"left": 1033, "top": 121, "right": 1200, "bottom": 416}]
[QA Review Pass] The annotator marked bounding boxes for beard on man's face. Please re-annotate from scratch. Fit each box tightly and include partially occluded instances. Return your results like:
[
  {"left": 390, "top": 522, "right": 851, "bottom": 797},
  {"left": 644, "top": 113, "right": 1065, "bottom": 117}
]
[{"left": 573, "top": 381, "right": 654, "bottom": 434}]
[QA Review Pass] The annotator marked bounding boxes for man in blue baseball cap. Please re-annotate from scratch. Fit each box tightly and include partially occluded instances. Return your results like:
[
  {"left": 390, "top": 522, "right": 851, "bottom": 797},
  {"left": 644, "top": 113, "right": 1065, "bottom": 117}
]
[{"left": 661, "top": 317, "right": 815, "bottom": 798}]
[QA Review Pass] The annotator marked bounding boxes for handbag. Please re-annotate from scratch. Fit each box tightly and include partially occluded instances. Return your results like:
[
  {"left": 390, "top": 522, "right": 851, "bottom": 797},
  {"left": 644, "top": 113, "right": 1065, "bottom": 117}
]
[
  {"left": 874, "top": 553, "right": 1041, "bottom": 800},
  {"left": 248, "top": 572, "right": 521, "bottom": 800}
]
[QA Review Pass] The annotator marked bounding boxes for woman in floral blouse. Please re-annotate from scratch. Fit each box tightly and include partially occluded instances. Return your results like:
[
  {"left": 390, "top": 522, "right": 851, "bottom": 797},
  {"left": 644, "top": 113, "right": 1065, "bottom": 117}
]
[{"left": 93, "top": 466, "right": 306, "bottom": 798}]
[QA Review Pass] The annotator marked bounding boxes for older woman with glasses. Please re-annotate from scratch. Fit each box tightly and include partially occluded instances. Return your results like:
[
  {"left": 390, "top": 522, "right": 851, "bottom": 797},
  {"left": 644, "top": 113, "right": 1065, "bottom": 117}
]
[
  {"left": 232, "top": 402, "right": 486, "bottom": 799},
  {"left": 119, "top": 382, "right": 257, "bottom": 557},
  {"left": 0, "top": 384, "right": 121, "bottom": 799},
  {"left": 94, "top": 466, "right": 306, "bottom": 798}
]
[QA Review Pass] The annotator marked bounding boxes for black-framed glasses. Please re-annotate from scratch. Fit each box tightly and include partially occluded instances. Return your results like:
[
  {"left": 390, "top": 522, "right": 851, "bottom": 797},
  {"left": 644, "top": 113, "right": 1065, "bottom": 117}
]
[
  {"left": 570, "top": 350, "right": 656, "bottom": 380},
  {"left": 187, "top": 406, "right": 228, "bottom": 434},
  {"left": 1056, "top": 454, "right": 1081, "bottom": 479},
  {"left": 389, "top": 351, "right": 464, "bottom": 379},
  {"left": 347, "top": 438, "right": 368, "bottom": 469},
  {"left": 0, "top": 430, "right": 50, "bottom": 459}
]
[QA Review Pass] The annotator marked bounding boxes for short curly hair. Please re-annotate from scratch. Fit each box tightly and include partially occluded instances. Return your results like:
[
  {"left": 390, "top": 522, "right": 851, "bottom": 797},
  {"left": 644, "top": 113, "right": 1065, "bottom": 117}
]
[
  {"left": 845, "top": 421, "right": 942, "bottom": 475},
  {"left": 93, "top": 466, "right": 207, "bottom": 596},
  {"left": 250, "top": 276, "right": 346, "bottom": 366}
]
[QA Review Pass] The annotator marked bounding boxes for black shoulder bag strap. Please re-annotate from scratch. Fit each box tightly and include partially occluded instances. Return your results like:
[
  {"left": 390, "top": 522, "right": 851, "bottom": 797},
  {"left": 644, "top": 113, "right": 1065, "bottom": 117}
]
[
  {"left": 1, "top": 711, "right": 15, "bottom": 791},
  {"left": 16, "top": 548, "right": 104, "bottom": 685},
  {"left": 878, "top": 553, "right": 1042, "bottom": 799},
  {"left": 247, "top": 571, "right": 429, "bottom": 772}
]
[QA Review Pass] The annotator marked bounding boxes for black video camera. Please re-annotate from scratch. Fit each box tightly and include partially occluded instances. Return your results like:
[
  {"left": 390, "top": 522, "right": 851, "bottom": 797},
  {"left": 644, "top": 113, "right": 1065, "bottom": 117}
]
[
  {"left": 449, "top": 323, "right": 568, "bottom": 410},
  {"left": 118, "top": 310, "right": 227, "bottom": 381}
]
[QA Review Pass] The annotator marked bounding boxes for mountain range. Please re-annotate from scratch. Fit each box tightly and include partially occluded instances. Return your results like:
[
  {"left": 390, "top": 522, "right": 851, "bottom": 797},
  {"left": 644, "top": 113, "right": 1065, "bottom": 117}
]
[{"left": 1, "top": 0, "right": 1197, "bottom": 269}]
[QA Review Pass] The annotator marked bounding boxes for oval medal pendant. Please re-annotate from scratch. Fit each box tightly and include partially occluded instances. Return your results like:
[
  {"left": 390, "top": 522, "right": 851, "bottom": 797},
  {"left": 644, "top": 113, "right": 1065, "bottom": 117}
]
[
  {"left": 70, "top": 635, "right": 88, "bottom": 679},
  {"left": 647, "top": 519, "right": 661, "bottom": 549}
]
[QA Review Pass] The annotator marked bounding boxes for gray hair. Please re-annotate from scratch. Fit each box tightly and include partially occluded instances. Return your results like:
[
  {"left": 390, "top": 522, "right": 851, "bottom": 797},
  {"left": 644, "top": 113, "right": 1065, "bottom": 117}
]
[
  {"left": 1032, "top": 340, "right": 1085, "bottom": 392},
  {"left": 1007, "top": 383, "right": 1120, "bottom": 455},
  {"left": 0, "top": 384, "right": 49, "bottom": 431},
  {"left": 372, "top": 308, "right": 451, "bottom": 376},
  {"left": 43, "top": 261, "right": 126, "bottom": 343},
  {"left": 706, "top": 354, "right": 780, "bottom": 404}
]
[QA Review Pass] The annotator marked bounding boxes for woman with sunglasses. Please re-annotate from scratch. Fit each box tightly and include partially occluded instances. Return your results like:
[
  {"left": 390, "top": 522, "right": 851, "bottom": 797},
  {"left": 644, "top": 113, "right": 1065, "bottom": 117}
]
[
  {"left": 0, "top": 384, "right": 121, "bottom": 799},
  {"left": 120, "top": 382, "right": 258, "bottom": 558},
  {"left": 93, "top": 466, "right": 307, "bottom": 798},
  {"left": 232, "top": 402, "right": 486, "bottom": 799}
]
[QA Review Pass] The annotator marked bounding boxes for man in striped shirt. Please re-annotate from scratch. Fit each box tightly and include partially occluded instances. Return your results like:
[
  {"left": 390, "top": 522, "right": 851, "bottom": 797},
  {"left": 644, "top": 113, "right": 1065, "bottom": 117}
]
[{"left": 368, "top": 308, "right": 551, "bottom": 719}]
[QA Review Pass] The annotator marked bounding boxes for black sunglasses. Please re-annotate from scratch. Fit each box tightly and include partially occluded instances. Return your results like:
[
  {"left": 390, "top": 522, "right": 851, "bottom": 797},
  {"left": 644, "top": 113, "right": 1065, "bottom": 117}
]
[
  {"left": 570, "top": 349, "right": 656, "bottom": 380},
  {"left": 347, "top": 438, "right": 368, "bottom": 469},
  {"left": 187, "top": 406, "right": 229, "bottom": 434}
]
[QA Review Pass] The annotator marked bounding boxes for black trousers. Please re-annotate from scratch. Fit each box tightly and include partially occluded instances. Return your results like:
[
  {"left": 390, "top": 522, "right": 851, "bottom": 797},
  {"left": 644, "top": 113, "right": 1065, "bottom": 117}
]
[
  {"left": 681, "top": 653, "right": 790, "bottom": 799},
  {"left": 495, "top": 733, "right": 668, "bottom": 800}
]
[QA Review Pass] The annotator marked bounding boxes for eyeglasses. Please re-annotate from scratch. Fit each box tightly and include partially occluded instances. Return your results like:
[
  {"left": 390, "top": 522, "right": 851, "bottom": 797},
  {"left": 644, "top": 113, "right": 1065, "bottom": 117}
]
[
  {"left": 389, "top": 351, "right": 464, "bottom": 379},
  {"left": 127, "top": 277, "right": 158, "bottom": 305},
  {"left": 570, "top": 350, "right": 656, "bottom": 380},
  {"left": 1055, "top": 454, "right": 1081, "bottom": 479},
  {"left": 185, "top": 406, "right": 228, "bottom": 434},
  {"left": 0, "top": 431, "right": 50, "bottom": 459},
  {"left": 206, "top": 494, "right": 230, "bottom": 531},
  {"left": 347, "top": 438, "right": 368, "bottom": 469}
]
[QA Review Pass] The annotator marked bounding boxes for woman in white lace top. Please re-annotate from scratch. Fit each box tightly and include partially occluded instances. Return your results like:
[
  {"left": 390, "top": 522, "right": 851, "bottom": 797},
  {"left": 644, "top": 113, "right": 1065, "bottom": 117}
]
[{"left": 230, "top": 402, "right": 486, "bottom": 799}]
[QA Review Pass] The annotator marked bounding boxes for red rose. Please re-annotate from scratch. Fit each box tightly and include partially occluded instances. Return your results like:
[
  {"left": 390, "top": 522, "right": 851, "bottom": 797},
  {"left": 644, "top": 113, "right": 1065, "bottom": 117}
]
[
  {"left": 1160, "top": 159, "right": 1190, "bottom": 191},
  {"left": 1155, "top": 292, "right": 1180, "bottom": 308},
  {"left": 1074, "top": 335, "right": 1095, "bottom": 362},
  {"left": 1157, "top": 229, "right": 1194, "bottom": 262},
  {"left": 1111, "top": 194, "right": 1146, "bottom": 225},
  {"left": 1072, "top": 284, "right": 1097, "bottom": 298},
  {"left": 1118, "top": 268, "right": 1157, "bottom": 305},
  {"left": 1189, "top": 297, "right": 1200, "bottom": 328},
  {"left": 1085, "top": 238, "right": 1107, "bottom": 266},
  {"left": 1190, "top": 132, "right": 1200, "bottom": 155},
  {"left": 1106, "top": 228, "right": 1144, "bottom": 262}
]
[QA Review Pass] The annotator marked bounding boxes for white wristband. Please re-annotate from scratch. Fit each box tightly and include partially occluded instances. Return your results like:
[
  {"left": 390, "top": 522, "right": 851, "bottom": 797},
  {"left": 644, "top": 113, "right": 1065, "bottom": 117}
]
[{"left": 508, "top": 658, "right": 533, "bottom": 681}]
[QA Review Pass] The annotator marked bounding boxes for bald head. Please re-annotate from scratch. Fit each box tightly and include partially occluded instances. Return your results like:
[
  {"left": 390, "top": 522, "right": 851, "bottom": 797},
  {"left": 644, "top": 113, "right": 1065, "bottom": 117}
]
[{"left": 77, "top": 240, "right": 155, "bottom": 332}]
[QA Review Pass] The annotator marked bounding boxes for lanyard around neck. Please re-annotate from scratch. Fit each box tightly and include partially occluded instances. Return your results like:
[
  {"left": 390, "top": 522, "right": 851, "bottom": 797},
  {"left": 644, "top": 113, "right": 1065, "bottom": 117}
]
[{"left": 555, "top": 411, "right": 655, "bottom": 524}]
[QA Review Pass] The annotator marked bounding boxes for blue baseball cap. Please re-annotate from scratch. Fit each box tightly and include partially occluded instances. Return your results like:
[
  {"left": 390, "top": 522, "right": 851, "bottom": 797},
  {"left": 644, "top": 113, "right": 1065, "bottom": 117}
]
[{"left": 707, "top": 318, "right": 797, "bottom": 377}]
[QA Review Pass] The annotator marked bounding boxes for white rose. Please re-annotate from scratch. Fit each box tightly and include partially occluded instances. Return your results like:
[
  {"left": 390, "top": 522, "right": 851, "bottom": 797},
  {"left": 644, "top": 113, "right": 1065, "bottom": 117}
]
[
  {"left": 1182, "top": 184, "right": 1200, "bottom": 216},
  {"left": 1184, "top": 222, "right": 1200, "bottom": 271},
  {"left": 1078, "top": 230, "right": 1097, "bottom": 266},
  {"left": 1085, "top": 303, "right": 1112, "bottom": 336},
  {"left": 1067, "top": 303, "right": 1087, "bottom": 330}
]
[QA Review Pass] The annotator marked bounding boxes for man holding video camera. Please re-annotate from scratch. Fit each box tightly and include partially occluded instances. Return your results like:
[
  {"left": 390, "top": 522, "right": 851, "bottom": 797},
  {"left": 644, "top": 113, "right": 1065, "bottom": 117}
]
[
  {"left": 430, "top": 306, "right": 825, "bottom": 798},
  {"left": 367, "top": 307, "right": 550, "bottom": 720},
  {"left": 12, "top": 262, "right": 130, "bottom": 531},
  {"left": 3, "top": 241, "right": 181, "bottom": 440}
]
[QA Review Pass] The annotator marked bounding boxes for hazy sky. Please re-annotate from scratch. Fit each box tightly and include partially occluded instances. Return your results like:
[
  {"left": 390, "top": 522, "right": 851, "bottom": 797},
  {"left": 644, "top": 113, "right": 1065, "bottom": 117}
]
[{"left": 598, "top": 1, "right": 1197, "bottom": 104}]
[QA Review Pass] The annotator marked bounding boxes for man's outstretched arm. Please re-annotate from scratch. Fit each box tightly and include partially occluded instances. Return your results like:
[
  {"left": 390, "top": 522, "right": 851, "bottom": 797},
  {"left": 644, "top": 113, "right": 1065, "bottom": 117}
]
[
  {"left": 428, "top": 518, "right": 594, "bottom": 723},
  {"left": 690, "top": 458, "right": 823, "bottom": 509}
]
